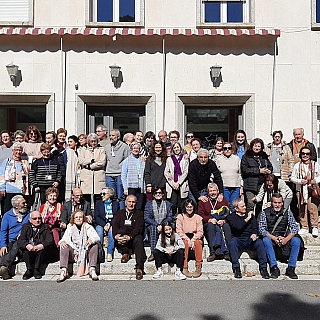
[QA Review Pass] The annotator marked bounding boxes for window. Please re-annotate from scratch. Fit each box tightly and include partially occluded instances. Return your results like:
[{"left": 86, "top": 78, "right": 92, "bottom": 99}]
[
  {"left": 0, "top": 0, "right": 33, "bottom": 26},
  {"left": 197, "top": 0, "right": 252, "bottom": 26},
  {"left": 312, "top": 0, "right": 320, "bottom": 29},
  {"left": 88, "top": 0, "right": 144, "bottom": 26}
]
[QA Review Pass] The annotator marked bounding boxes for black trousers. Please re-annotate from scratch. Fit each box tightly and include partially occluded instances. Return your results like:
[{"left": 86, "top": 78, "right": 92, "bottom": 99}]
[
  {"left": 153, "top": 248, "right": 184, "bottom": 269},
  {"left": 22, "top": 249, "right": 47, "bottom": 271}
]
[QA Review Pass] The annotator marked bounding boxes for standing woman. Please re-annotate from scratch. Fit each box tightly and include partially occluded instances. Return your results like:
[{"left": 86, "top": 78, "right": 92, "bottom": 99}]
[
  {"left": 78, "top": 133, "right": 106, "bottom": 206},
  {"left": 22, "top": 125, "right": 43, "bottom": 162},
  {"left": 121, "top": 142, "right": 146, "bottom": 210},
  {"left": 216, "top": 142, "right": 242, "bottom": 210},
  {"left": 183, "top": 131, "right": 194, "bottom": 156},
  {"left": 164, "top": 142, "right": 189, "bottom": 218},
  {"left": 189, "top": 138, "right": 202, "bottom": 162},
  {"left": 291, "top": 146, "right": 320, "bottom": 237},
  {"left": 144, "top": 140, "right": 167, "bottom": 201},
  {"left": 56, "top": 128, "right": 67, "bottom": 150},
  {"left": 232, "top": 130, "right": 249, "bottom": 160},
  {"left": 209, "top": 137, "right": 224, "bottom": 162},
  {"left": 241, "top": 138, "right": 273, "bottom": 213},
  {"left": 78, "top": 134, "right": 88, "bottom": 149}
]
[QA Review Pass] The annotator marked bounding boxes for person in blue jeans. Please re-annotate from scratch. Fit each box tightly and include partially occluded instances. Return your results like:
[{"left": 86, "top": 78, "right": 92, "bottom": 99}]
[
  {"left": 94, "top": 187, "right": 119, "bottom": 262},
  {"left": 259, "top": 193, "right": 301, "bottom": 279}
]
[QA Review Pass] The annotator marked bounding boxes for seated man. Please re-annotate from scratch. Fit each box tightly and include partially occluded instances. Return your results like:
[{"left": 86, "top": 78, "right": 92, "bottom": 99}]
[
  {"left": 112, "top": 195, "right": 147, "bottom": 280},
  {"left": 144, "top": 187, "right": 173, "bottom": 262},
  {"left": 17, "top": 211, "right": 54, "bottom": 280},
  {"left": 259, "top": 193, "right": 300, "bottom": 279},
  {"left": 0, "top": 195, "right": 30, "bottom": 280},
  {"left": 227, "top": 198, "right": 270, "bottom": 279},
  {"left": 198, "top": 183, "right": 231, "bottom": 262},
  {"left": 60, "top": 187, "right": 93, "bottom": 230}
]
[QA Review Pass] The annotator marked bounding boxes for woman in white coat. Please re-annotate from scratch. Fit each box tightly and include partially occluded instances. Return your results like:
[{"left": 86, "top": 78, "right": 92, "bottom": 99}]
[{"left": 164, "top": 142, "right": 189, "bottom": 219}]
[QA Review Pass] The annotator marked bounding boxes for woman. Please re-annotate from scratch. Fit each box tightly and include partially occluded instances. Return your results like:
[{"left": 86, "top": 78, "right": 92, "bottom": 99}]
[
  {"left": 153, "top": 221, "right": 186, "bottom": 280},
  {"left": 253, "top": 174, "right": 293, "bottom": 211},
  {"left": 78, "top": 133, "right": 106, "bottom": 205},
  {"left": 0, "top": 130, "right": 13, "bottom": 166},
  {"left": 144, "top": 140, "right": 167, "bottom": 201},
  {"left": 232, "top": 130, "right": 249, "bottom": 160},
  {"left": 123, "top": 133, "right": 134, "bottom": 145},
  {"left": 22, "top": 125, "right": 43, "bottom": 162},
  {"left": 121, "top": 142, "right": 145, "bottom": 210},
  {"left": 209, "top": 137, "right": 224, "bottom": 162},
  {"left": 176, "top": 199, "right": 203, "bottom": 278},
  {"left": 56, "top": 128, "right": 67, "bottom": 150},
  {"left": 216, "top": 142, "right": 242, "bottom": 210},
  {"left": 144, "top": 131, "right": 156, "bottom": 156},
  {"left": 45, "top": 131, "right": 64, "bottom": 159},
  {"left": 291, "top": 147, "right": 320, "bottom": 237},
  {"left": 183, "top": 131, "right": 194, "bottom": 156},
  {"left": 40, "top": 187, "right": 63, "bottom": 247},
  {"left": 78, "top": 134, "right": 88, "bottom": 149},
  {"left": 241, "top": 138, "right": 273, "bottom": 213},
  {"left": 14, "top": 130, "right": 25, "bottom": 143},
  {"left": 57, "top": 210, "right": 100, "bottom": 282},
  {"left": 94, "top": 187, "right": 119, "bottom": 262},
  {"left": 189, "top": 138, "right": 202, "bottom": 162},
  {"left": 164, "top": 142, "right": 189, "bottom": 218}
]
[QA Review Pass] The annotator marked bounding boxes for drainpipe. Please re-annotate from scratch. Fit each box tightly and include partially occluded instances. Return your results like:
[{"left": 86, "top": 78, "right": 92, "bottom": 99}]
[
  {"left": 61, "top": 36, "right": 67, "bottom": 129},
  {"left": 162, "top": 37, "right": 166, "bottom": 129},
  {"left": 270, "top": 38, "right": 278, "bottom": 136}
]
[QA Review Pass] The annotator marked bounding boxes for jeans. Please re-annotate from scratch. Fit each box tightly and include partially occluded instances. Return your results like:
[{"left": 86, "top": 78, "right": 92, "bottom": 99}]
[
  {"left": 223, "top": 187, "right": 240, "bottom": 212},
  {"left": 95, "top": 225, "right": 115, "bottom": 255},
  {"left": 263, "top": 236, "right": 301, "bottom": 268},
  {"left": 106, "top": 175, "right": 125, "bottom": 210},
  {"left": 189, "top": 188, "right": 207, "bottom": 203}
]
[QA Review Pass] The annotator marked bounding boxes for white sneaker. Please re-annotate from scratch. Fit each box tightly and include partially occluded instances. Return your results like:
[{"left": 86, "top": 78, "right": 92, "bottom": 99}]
[
  {"left": 312, "top": 227, "right": 319, "bottom": 237},
  {"left": 175, "top": 269, "right": 187, "bottom": 280},
  {"left": 153, "top": 268, "right": 164, "bottom": 279},
  {"left": 298, "top": 228, "right": 309, "bottom": 235},
  {"left": 89, "top": 267, "right": 99, "bottom": 281}
]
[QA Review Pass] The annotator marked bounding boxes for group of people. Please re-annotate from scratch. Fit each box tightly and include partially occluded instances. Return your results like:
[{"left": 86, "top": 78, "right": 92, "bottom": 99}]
[{"left": 0, "top": 125, "right": 317, "bottom": 281}]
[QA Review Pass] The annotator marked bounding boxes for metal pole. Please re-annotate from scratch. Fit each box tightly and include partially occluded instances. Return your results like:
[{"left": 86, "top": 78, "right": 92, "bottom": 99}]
[
  {"left": 162, "top": 37, "right": 166, "bottom": 129},
  {"left": 270, "top": 38, "right": 278, "bottom": 136}
]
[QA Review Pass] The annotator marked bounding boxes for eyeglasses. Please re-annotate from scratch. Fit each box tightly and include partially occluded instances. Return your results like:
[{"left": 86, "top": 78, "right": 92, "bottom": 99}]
[
  {"left": 29, "top": 132, "right": 37, "bottom": 136},
  {"left": 73, "top": 194, "right": 82, "bottom": 198},
  {"left": 301, "top": 152, "right": 310, "bottom": 156},
  {"left": 31, "top": 217, "right": 42, "bottom": 221},
  {"left": 170, "top": 136, "right": 178, "bottom": 139},
  {"left": 154, "top": 192, "right": 163, "bottom": 195},
  {"left": 274, "top": 136, "right": 281, "bottom": 139},
  {"left": 74, "top": 216, "right": 83, "bottom": 219},
  {"left": 187, "top": 135, "right": 194, "bottom": 139},
  {"left": 223, "top": 147, "right": 232, "bottom": 151}
]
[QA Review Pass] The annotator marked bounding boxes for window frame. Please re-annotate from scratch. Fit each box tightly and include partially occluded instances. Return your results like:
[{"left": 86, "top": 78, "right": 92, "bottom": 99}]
[
  {"left": 196, "top": 0, "right": 254, "bottom": 28},
  {"left": 312, "top": 0, "right": 320, "bottom": 30},
  {"left": 86, "top": 0, "right": 145, "bottom": 27},
  {"left": 0, "top": 0, "right": 34, "bottom": 26}
]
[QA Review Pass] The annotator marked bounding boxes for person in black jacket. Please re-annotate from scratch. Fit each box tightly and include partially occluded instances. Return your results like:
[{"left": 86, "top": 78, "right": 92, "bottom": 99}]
[
  {"left": 241, "top": 138, "right": 273, "bottom": 213},
  {"left": 188, "top": 148, "right": 224, "bottom": 203},
  {"left": 17, "top": 211, "right": 54, "bottom": 280}
]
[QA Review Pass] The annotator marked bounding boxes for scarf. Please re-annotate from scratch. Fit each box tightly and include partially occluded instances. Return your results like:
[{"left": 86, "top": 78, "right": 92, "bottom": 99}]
[
  {"left": 41, "top": 202, "right": 62, "bottom": 227},
  {"left": 171, "top": 154, "right": 183, "bottom": 182},
  {"left": 104, "top": 200, "right": 113, "bottom": 220},
  {"left": 299, "top": 161, "right": 315, "bottom": 204},
  {"left": 152, "top": 200, "right": 167, "bottom": 224},
  {"left": 70, "top": 223, "right": 90, "bottom": 277}
]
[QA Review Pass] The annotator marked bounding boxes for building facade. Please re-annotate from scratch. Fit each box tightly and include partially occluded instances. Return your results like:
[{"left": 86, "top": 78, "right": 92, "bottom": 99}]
[{"left": 0, "top": 0, "right": 319, "bottom": 154}]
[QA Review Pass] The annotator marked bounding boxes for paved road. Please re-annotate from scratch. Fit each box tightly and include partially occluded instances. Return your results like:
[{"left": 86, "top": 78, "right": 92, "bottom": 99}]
[{"left": 1, "top": 279, "right": 320, "bottom": 320}]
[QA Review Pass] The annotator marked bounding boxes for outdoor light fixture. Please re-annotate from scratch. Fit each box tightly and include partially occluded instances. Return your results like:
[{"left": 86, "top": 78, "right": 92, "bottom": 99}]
[
  {"left": 109, "top": 64, "right": 121, "bottom": 85},
  {"left": 210, "top": 64, "right": 222, "bottom": 87},
  {"left": 6, "top": 62, "right": 19, "bottom": 83}
]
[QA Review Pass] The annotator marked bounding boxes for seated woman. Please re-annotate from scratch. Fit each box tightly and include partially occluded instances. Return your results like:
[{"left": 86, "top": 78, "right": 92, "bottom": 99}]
[
  {"left": 144, "top": 187, "right": 173, "bottom": 262},
  {"left": 40, "top": 187, "right": 63, "bottom": 247},
  {"left": 176, "top": 199, "right": 203, "bottom": 279},
  {"left": 57, "top": 210, "right": 100, "bottom": 282},
  {"left": 94, "top": 187, "right": 119, "bottom": 262},
  {"left": 153, "top": 221, "right": 186, "bottom": 280}
]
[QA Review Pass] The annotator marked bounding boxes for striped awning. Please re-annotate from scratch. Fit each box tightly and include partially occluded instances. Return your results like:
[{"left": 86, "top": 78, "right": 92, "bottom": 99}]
[{"left": 0, "top": 27, "right": 280, "bottom": 37}]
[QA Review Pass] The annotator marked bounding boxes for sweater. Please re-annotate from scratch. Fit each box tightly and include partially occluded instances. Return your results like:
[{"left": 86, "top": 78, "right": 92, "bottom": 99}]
[
  {"left": 216, "top": 154, "right": 242, "bottom": 188},
  {"left": 155, "top": 233, "right": 185, "bottom": 252},
  {"left": 105, "top": 140, "right": 130, "bottom": 176},
  {"left": 144, "top": 157, "right": 167, "bottom": 188},
  {"left": 176, "top": 213, "right": 203, "bottom": 242},
  {"left": 198, "top": 197, "right": 230, "bottom": 223},
  {"left": 227, "top": 212, "right": 259, "bottom": 238}
]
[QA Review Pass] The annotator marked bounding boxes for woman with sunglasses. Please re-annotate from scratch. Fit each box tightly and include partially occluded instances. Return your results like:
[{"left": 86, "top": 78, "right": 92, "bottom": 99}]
[
  {"left": 216, "top": 142, "right": 242, "bottom": 210},
  {"left": 183, "top": 132, "right": 194, "bottom": 156},
  {"left": 94, "top": 187, "right": 119, "bottom": 262},
  {"left": 291, "top": 146, "right": 320, "bottom": 237}
]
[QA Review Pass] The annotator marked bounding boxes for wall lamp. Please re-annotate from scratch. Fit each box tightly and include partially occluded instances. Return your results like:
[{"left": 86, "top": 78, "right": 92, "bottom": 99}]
[
  {"left": 210, "top": 64, "right": 222, "bottom": 87},
  {"left": 109, "top": 64, "right": 121, "bottom": 87},
  {"left": 6, "top": 62, "right": 19, "bottom": 83}
]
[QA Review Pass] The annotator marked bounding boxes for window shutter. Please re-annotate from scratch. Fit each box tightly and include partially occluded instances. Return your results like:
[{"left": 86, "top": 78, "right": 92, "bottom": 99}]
[{"left": 0, "top": 0, "right": 30, "bottom": 22}]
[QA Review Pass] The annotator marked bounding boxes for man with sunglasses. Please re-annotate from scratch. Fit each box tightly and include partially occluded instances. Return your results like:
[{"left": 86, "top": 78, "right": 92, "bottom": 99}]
[
  {"left": 17, "top": 211, "right": 54, "bottom": 280},
  {"left": 0, "top": 195, "right": 30, "bottom": 280},
  {"left": 60, "top": 187, "right": 93, "bottom": 231}
]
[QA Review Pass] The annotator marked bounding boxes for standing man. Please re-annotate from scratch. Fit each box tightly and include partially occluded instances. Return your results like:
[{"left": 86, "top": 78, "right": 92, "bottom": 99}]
[
  {"left": 105, "top": 129, "right": 130, "bottom": 210},
  {"left": 96, "top": 124, "right": 110, "bottom": 147},
  {"left": 134, "top": 131, "right": 148, "bottom": 158},
  {"left": 188, "top": 148, "right": 223, "bottom": 203},
  {"left": 259, "top": 194, "right": 300, "bottom": 279},
  {"left": 112, "top": 195, "right": 146, "bottom": 280},
  {"left": 158, "top": 130, "right": 168, "bottom": 144},
  {"left": 0, "top": 195, "right": 30, "bottom": 280}
]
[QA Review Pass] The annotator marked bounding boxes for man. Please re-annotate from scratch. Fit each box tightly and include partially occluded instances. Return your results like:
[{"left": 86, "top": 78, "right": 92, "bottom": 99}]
[
  {"left": 259, "top": 193, "right": 300, "bottom": 279},
  {"left": 134, "top": 130, "right": 148, "bottom": 158},
  {"left": 112, "top": 195, "right": 146, "bottom": 280},
  {"left": 158, "top": 130, "right": 168, "bottom": 143},
  {"left": 188, "top": 148, "right": 223, "bottom": 203},
  {"left": 105, "top": 129, "right": 130, "bottom": 210},
  {"left": 0, "top": 130, "right": 13, "bottom": 166},
  {"left": 60, "top": 187, "right": 93, "bottom": 230},
  {"left": 17, "top": 211, "right": 54, "bottom": 280},
  {"left": 227, "top": 198, "right": 270, "bottom": 279},
  {"left": 96, "top": 124, "right": 110, "bottom": 147},
  {"left": 0, "top": 195, "right": 30, "bottom": 280},
  {"left": 198, "top": 183, "right": 231, "bottom": 262}
]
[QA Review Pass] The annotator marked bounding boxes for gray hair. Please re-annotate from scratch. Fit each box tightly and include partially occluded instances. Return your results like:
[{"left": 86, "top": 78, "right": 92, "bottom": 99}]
[
  {"left": 130, "top": 142, "right": 141, "bottom": 150},
  {"left": 197, "top": 148, "right": 209, "bottom": 156},
  {"left": 14, "top": 130, "right": 25, "bottom": 138},
  {"left": 12, "top": 142, "right": 23, "bottom": 150},
  {"left": 102, "top": 187, "right": 115, "bottom": 197},
  {"left": 207, "top": 182, "right": 219, "bottom": 190},
  {"left": 123, "top": 133, "right": 134, "bottom": 143},
  {"left": 232, "top": 198, "right": 243, "bottom": 209},
  {"left": 87, "top": 133, "right": 99, "bottom": 144},
  {"left": 11, "top": 195, "right": 24, "bottom": 207},
  {"left": 293, "top": 127, "right": 304, "bottom": 135},
  {"left": 96, "top": 124, "right": 107, "bottom": 132},
  {"left": 110, "top": 129, "right": 120, "bottom": 137}
]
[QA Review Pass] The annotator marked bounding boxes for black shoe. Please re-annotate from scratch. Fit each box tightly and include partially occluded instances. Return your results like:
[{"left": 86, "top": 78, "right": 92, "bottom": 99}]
[
  {"left": 34, "top": 269, "right": 42, "bottom": 280},
  {"left": 147, "top": 253, "right": 155, "bottom": 262},
  {"left": 270, "top": 265, "right": 280, "bottom": 279},
  {"left": 168, "top": 263, "right": 174, "bottom": 268},
  {"left": 207, "top": 253, "right": 216, "bottom": 262},
  {"left": 233, "top": 267, "right": 242, "bottom": 279},
  {"left": 224, "top": 254, "right": 231, "bottom": 261},
  {"left": 260, "top": 267, "right": 270, "bottom": 279},
  {"left": 285, "top": 266, "right": 298, "bottom": 279},
  {"left": 22, "top": 270, "right": 33, "bottom": 280}
]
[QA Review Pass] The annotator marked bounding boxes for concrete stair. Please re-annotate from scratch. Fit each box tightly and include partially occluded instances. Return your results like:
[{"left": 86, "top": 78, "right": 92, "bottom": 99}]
[{"left": 14, "top": 234, "right": 320, "bottom": 278}]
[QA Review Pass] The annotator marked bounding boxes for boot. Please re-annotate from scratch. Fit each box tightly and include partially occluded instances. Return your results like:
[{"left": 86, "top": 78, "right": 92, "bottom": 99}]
[
  {"left": 285, "top": 266, "right": 298, "bottom": 279},
  {"left": 183, "top": 268, "right": 193, "bottom": 278},
  {"left": 193, "top": 265, "right": 202, "bottom": 278}
]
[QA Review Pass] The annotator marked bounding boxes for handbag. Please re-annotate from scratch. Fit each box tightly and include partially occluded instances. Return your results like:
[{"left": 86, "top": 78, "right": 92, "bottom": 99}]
[
  {"left": 97, "top": 242, "right": 105, "bottom": 264},
  {"left": 307, "top": 162, "right": 320, "bottom": 198}
]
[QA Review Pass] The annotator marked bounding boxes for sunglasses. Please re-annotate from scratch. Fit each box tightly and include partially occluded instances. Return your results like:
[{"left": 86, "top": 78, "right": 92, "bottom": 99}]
[
  {"left": 100, "top": 192, "right": 109, "bottom": 196},
  {"left": 154, "top": 191, "right": 163, "bottom": 195},
  {"left": 187, "top": 135, "right": 194, "bottom": 138},
  {"left": 301, "top": 152, "right": 310, "bottom": 156},
  {"left": 223, "top": 147, "right": 232, "bottom": 151}
]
